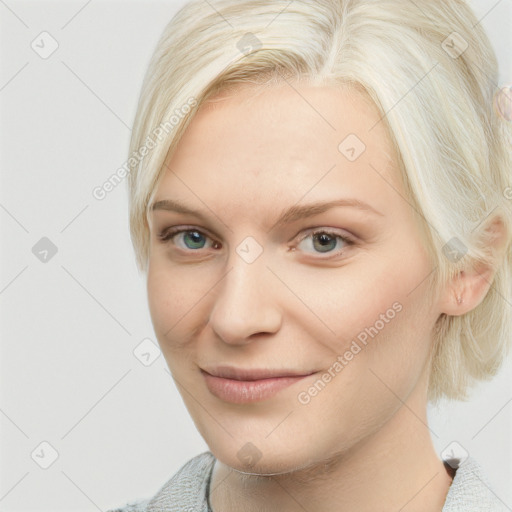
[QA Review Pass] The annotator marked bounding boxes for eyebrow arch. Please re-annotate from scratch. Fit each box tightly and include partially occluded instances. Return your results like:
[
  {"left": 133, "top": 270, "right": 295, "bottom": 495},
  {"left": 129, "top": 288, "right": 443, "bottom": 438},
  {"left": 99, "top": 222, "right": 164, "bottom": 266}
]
[{"left": 150, "top": 197, "right": 384, "bottom": 227}]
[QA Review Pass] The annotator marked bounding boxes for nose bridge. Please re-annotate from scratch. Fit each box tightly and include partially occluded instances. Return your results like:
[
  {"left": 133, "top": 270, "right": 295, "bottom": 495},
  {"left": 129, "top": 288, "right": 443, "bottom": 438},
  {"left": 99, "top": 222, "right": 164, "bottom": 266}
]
[{"left": 208, "top": 237, "right": 281, "bottom": 343}]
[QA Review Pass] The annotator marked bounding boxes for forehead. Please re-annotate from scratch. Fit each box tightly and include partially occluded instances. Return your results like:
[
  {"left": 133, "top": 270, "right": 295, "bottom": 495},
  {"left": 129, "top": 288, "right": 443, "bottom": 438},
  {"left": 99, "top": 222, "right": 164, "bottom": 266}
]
[
  {"left": 153, "top": 83, "right": 403, "bottom": 221},
  {"left": 193, "top": 82, "right": 387, "bottom": 145}
]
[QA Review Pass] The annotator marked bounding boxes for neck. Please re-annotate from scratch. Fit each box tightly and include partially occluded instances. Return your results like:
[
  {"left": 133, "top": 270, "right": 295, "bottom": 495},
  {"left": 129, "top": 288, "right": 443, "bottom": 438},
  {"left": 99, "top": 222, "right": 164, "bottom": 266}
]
[{"left": 209, "top": 381, "right": 453, "bottom": 512}]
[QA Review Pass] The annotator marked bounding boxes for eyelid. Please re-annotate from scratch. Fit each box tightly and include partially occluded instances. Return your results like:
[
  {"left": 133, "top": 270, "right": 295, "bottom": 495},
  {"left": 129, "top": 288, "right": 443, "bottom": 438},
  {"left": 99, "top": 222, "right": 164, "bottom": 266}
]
[
  {"left": 157, "top": 225, "right": 219, "bottom": 250},
  {"left": 296, "top": 226, "right": 355, "bottom": 244},
  {"left": 157, "top": 225, "right": 356, "bottom": 260},
  {"left": 292, "top": 227, "right": 355, "bottom": 259}
]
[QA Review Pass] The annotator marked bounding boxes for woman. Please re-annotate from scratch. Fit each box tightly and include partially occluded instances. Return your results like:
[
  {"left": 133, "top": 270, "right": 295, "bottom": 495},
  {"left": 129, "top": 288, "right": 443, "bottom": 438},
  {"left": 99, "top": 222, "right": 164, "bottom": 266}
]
[{"left": 109, "top": 0, "right": 512, "bottom": 510}]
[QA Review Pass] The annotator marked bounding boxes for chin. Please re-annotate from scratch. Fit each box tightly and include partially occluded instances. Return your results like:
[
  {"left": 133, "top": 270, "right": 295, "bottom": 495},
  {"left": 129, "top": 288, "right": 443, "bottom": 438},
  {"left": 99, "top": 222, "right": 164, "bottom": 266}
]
[{"left": 208, "top": 437, "right": 322, "bottom": 476}]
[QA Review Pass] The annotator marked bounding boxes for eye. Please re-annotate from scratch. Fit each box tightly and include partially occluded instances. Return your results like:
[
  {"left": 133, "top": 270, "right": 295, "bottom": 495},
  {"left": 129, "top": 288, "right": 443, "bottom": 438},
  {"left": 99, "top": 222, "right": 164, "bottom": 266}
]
[
  {"left": 295, "top": 228, "right": 354, "bottom": 258},
  {"left": 158, "top": 227, "right": 220, "bottom": 251},
  {"left": 157, "top": 226, "right": 354, "bottom": 259}
]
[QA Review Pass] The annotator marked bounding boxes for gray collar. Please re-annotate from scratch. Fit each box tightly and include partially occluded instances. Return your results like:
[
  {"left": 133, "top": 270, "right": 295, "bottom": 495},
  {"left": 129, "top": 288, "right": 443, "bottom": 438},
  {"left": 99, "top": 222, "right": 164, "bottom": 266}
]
[
  {"left": 144, "top": 452, "right": 508, "bottom": 512},
  {"left": 146, "top": 451, "right": 215, "bottom": 512}
]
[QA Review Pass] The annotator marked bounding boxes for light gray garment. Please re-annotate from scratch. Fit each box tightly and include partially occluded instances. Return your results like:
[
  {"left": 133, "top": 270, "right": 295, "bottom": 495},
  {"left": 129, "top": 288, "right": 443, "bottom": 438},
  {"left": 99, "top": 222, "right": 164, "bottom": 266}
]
[{"left": 107, "top": 451, "right": 509, "bottom": 511}]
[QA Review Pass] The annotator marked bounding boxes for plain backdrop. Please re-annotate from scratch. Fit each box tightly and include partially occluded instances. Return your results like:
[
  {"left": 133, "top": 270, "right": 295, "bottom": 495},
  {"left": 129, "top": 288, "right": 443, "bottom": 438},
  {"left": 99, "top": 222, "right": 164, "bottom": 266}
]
[{"left": 0, "top": 1, "right": 511, "bottom": 510}]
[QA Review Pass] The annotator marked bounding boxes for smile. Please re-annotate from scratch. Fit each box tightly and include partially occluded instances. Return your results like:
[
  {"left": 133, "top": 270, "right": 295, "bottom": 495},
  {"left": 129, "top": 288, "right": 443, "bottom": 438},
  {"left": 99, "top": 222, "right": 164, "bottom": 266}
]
[{"left": 200, "top": 367, "right": 315, "bottom": 404}]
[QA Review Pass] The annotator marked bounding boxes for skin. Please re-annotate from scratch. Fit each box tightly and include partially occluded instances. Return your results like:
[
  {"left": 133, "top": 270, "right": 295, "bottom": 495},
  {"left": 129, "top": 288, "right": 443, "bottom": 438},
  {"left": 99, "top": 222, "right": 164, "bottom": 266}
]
[{"left": 145, "top": 82, "right": 499, "bottom": 511}]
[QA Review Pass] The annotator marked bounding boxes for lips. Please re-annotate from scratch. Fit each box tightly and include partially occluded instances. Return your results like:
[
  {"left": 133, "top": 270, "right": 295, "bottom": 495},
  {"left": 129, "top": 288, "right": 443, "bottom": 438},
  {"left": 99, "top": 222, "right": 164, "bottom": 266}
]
[
  {"left": 200, "top": 366, "right": 316, "bottom": 404},
  {"left": 203, "top": 366, "right": 313, "bottom": 381}
]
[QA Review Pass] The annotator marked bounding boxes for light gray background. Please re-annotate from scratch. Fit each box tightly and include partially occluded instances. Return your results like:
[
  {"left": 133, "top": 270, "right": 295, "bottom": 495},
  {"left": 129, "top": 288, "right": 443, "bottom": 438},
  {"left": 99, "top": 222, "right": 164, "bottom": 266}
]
[{"left": 0, "top": 1, "right": 511, "bottom": 510}]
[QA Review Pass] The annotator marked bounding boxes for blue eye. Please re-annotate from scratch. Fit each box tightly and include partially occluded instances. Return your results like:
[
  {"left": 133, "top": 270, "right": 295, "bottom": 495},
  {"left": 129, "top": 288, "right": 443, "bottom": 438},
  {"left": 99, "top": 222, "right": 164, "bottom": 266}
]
[
  {"left": 296, "top": 229, "right": 353, "bottom": 257},
  {"left": 159, "top": 228, "right": 216, "bottom": 251},
  {"left": 180, "top": 231, "right": 207, "bottom": 250},
  {"left": 158, "top": 227, "right": 354, "bottom": 259}
]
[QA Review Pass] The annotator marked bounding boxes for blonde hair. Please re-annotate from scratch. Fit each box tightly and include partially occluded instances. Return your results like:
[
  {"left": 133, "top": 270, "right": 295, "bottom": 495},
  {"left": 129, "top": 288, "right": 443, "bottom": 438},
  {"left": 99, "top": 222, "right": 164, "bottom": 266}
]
[{"left": 126, "top": 0, "right": 512, "bottom": 402}]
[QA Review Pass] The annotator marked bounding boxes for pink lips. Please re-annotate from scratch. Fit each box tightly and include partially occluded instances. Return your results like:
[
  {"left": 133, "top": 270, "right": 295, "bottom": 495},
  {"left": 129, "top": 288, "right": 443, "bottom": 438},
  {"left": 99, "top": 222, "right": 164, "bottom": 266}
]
[{"left": 201, "top": 366, "right": 314, "bottom": 404}]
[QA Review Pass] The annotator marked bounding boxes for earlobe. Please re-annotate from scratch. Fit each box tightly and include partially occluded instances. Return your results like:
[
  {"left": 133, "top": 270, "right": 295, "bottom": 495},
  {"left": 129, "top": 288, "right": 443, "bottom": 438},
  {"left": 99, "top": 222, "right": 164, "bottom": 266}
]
[
  {"left": 440, "top": 215, "right": 509, "bottom": 317},
  {"left": 441, "top": 265, "right": 495, "bottom": 317}
]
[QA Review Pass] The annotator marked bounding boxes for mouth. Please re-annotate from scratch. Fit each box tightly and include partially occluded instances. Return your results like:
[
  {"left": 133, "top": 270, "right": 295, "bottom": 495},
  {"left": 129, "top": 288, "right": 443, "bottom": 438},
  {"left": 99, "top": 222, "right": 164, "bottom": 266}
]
[{"left": 200, "top": 366, "right": 316, "bottom": 404}]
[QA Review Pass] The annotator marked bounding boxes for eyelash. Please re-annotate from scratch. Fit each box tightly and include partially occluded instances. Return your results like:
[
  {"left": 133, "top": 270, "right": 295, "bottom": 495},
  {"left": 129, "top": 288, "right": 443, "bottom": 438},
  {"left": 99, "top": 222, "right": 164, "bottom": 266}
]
[{"left": 157, "top": 226, "right": 355, "bottom": 260}]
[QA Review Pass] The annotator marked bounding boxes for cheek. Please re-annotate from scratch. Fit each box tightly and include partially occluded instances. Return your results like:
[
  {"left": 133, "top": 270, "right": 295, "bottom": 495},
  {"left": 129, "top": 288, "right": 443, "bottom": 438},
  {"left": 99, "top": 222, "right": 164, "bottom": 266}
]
[
  {"left": 147, "top": 264, "right": 186, "bottom": 346},
  {"left": 146, "top": 260, "right": 213, "bottom": 352},
  {"left": 304, "top": 293, "right": 433, "bottom": 447},
  {"left": 297, "top": 249, "right": 434, "bottom": 373},
  {"left": 338, "top": 276, "right": 434, "bottom": 396},
  {"left": 293, "top": 255, "right": 421, "bottom": 331}
]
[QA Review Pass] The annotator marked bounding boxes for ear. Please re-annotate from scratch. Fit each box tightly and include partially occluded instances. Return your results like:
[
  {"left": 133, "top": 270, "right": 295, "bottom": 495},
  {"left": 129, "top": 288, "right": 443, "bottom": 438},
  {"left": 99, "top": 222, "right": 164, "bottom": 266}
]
[{"left": 439, "top": 215, "right": 509, "bottom": 317}]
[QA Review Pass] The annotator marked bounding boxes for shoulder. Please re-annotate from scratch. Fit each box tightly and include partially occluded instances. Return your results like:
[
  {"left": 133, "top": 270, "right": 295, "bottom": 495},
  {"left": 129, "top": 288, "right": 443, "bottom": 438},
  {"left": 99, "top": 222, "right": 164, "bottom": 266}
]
[
  {"left": 106, "top": 451, "right": 215, "bottom": 512},
  {"left": 442, "top": 457, "right": 508, "bottom": 511}
]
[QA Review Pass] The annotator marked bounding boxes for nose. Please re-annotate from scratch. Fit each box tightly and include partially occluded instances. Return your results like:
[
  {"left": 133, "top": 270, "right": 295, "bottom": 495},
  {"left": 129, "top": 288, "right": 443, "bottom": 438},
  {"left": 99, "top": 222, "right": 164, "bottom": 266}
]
[{"left": 208, "top": 249, "right": 282, "bottom": 345}]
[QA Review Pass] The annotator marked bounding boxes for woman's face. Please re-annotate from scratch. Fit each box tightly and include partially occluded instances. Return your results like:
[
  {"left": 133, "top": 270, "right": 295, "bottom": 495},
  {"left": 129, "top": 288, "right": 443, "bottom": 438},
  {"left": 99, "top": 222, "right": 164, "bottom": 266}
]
[{"left": 146, "top": 83, "right": 443, "bottom": 474}]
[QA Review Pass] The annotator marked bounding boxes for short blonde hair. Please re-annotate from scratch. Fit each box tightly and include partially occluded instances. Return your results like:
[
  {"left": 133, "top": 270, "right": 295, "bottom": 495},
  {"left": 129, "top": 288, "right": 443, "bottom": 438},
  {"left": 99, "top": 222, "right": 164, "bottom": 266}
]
[{"left": 126, "top": 0, "right": 512, "bottom": 402}]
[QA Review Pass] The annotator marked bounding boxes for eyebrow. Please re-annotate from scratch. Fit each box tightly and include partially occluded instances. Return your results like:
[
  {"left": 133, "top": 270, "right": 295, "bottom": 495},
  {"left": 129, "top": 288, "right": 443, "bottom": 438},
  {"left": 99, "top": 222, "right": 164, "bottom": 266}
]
[{"left": 151, "top": 197, "right": 384, "bottom": 228}]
